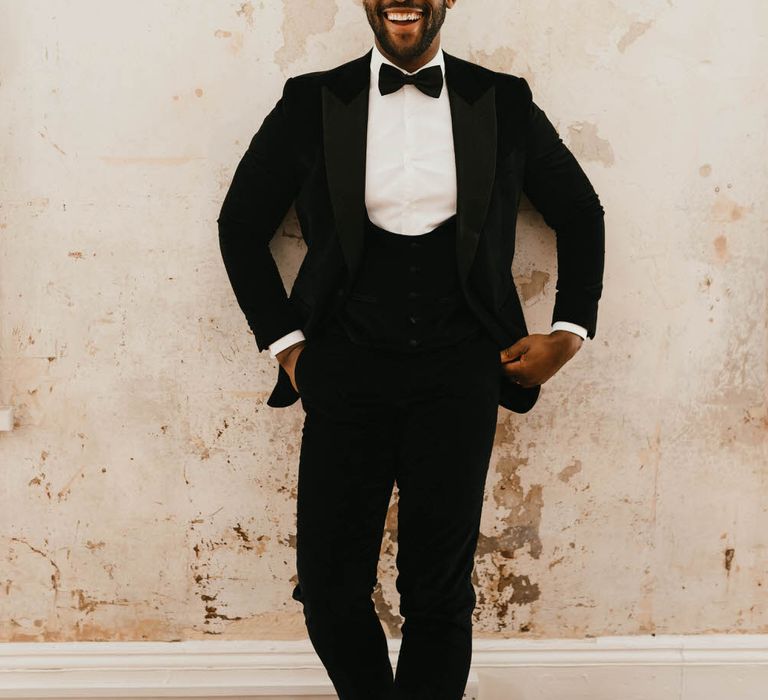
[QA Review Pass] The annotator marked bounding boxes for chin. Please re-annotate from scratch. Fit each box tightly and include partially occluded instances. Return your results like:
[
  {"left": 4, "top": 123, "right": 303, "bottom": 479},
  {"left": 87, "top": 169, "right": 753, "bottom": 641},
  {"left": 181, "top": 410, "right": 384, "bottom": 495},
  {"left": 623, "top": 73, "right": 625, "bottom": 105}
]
[{"left": 379, "top": 33, "right": 427, "bottom": 58}]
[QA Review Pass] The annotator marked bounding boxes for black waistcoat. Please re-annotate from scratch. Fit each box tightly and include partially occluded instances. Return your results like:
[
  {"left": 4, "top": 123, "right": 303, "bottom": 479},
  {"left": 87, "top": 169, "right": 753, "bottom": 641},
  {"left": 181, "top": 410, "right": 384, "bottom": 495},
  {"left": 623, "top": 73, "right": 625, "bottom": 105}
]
[{"left": 326, "top": 213, "right": 487, "bottom": 354}]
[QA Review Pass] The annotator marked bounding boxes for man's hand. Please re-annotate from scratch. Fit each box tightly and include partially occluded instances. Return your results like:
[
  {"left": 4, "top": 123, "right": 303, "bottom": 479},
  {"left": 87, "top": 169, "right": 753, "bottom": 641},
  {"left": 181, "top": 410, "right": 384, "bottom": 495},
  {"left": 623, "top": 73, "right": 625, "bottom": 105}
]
[
  {"left": 276, "top": 340, "right": 307, "bottom": 392},
  {"left": 500, "top": 331, "right": 583, "bottom": 388}
]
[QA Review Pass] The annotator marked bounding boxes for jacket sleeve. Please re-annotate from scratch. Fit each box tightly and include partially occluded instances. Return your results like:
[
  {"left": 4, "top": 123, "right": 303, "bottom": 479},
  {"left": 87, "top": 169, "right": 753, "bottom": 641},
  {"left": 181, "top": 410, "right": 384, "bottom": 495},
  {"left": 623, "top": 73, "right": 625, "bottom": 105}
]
[
  {"left": 217, "top": 77, "right": 306, "bottom": 352},
  {"left": 519, "top": 77, "right": 605, "bottom": 339}
]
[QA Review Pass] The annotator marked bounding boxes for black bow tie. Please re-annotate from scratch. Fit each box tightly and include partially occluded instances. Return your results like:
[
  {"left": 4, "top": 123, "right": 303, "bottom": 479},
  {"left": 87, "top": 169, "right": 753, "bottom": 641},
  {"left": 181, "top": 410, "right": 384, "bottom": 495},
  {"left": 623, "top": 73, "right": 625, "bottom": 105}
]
[{"left": 378, "top": 62, "right": 444, "bottom": 98}]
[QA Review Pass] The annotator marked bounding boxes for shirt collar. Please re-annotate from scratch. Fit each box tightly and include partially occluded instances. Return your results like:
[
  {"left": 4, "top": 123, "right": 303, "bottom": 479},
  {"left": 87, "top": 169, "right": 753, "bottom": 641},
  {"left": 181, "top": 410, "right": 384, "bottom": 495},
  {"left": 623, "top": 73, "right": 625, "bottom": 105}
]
[{"left": 369, "top": 42, "right": 445, "bottom": 79}]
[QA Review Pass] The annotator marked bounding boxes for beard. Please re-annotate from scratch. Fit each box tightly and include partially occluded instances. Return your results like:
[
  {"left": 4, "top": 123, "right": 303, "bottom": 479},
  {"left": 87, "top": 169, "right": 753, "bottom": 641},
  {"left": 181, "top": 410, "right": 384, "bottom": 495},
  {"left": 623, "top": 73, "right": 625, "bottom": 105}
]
[{"left": 364, "top": 2, "right": 447, "bottom": 60}]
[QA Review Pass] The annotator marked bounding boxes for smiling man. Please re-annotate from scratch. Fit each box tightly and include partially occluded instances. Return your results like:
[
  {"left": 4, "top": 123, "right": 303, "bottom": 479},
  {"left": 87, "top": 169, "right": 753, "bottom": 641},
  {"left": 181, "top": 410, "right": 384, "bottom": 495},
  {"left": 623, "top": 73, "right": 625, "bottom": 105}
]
[
  {"left": 217, "top": 1, "right": 605, "bottom": 698},
  {"left": 364, "top": 0, "right": 448, "bottom": 70}
]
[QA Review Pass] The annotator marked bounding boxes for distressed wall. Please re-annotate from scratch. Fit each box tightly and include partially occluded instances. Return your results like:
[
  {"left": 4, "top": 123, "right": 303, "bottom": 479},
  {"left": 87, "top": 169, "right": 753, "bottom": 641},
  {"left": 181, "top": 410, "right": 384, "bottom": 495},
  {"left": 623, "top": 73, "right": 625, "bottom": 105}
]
[{"left": 1, "top": 0, "right": 766, "bottom": 642}]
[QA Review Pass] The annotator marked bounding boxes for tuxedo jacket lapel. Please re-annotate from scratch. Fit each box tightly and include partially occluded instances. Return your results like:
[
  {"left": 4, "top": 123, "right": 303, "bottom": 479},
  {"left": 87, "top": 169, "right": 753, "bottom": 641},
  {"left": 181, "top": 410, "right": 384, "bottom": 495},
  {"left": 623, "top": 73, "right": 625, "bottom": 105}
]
[
  {"left": 322, "top": 50, "right": 371, "bottom": 283},
  {"left": 321, "top": 48, "right": 497, "bottom": 286},
  {"left": 443, "top": 51, "right": 497, "bottom": 286}
]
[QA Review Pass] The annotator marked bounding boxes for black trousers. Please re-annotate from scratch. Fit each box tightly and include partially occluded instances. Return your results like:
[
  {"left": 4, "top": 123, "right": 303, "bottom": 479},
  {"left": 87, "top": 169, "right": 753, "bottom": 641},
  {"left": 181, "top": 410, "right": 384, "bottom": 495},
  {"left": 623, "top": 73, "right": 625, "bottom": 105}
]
[{"left": 291, "top": 316, "right": 501, "bottom": 700}]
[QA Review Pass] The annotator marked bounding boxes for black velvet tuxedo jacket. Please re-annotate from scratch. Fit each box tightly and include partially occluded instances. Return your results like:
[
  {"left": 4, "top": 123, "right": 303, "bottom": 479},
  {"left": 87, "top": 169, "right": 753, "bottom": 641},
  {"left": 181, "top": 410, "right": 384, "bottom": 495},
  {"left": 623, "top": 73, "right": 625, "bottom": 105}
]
[{"left": 217, "top": 48, "right": 605, "bottom": 414}]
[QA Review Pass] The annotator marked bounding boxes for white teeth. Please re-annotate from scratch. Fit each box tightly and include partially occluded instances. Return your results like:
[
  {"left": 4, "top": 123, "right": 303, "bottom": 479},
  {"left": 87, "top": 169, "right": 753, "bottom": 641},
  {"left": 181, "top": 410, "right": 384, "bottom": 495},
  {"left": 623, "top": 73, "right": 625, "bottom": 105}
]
[{"left": 386, "top": 11, "right": 422, "bottom": 21}]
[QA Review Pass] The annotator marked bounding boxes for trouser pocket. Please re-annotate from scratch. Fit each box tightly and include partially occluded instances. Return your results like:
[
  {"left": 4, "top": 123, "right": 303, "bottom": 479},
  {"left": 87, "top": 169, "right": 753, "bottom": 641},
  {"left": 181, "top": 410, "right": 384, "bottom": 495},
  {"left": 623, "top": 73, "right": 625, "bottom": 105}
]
[{"left": 294, "top": 342, "right": 312, "bottom": 393}]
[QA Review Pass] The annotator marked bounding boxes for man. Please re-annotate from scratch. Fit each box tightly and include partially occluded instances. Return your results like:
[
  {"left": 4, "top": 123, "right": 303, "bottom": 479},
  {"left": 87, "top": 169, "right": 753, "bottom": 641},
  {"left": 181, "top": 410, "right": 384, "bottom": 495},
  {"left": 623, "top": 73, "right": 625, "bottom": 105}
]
[{"left": 217, "top": 1, "right": 605, "bottom": 698}]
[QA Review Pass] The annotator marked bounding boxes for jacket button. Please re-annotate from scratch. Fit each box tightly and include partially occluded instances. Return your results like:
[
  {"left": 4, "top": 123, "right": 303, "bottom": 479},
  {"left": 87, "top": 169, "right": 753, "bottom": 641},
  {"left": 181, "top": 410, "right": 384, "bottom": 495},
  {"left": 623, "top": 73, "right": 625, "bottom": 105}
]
[
  {"left": 408, "top": 315, "right": 419, "bottom": 324},
  {"left": 408, "top": 338, "right": 420, "bottom": 347}
]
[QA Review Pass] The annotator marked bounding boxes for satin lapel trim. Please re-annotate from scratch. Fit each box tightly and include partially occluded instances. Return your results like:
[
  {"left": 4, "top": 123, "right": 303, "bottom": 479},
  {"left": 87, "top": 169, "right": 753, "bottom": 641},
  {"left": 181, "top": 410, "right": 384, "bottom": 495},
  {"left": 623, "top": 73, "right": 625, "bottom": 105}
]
[
  {"left": 445, "top": 54, "right": 497, "bottom": 285},
  {"left": 322, "top": 52, "right": 371, "bottom": 282}
]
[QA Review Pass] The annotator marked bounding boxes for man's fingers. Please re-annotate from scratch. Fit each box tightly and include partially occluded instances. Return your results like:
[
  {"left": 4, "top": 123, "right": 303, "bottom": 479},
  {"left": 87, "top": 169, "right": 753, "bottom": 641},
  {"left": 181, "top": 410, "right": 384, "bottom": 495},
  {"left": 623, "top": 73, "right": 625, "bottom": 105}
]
[
  {"left": 500, "top": 338, "right": 529, "bottom": 385},
  {"left": 502, "top": 359, "right": 524, "bottom": 385},
  {"left": 501, "top": 338, "right": 528, "bottom": 362},
  {"left": 502, "top": 354, "right": 541, "bottom": 388}
]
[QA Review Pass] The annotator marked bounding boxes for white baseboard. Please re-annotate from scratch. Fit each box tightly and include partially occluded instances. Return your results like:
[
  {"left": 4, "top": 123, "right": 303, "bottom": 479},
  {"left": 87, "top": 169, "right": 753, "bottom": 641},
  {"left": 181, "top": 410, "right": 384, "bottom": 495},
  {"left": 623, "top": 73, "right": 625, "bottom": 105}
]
[{"left": 0, "top": 635, "right": 766, "bottom": 699}]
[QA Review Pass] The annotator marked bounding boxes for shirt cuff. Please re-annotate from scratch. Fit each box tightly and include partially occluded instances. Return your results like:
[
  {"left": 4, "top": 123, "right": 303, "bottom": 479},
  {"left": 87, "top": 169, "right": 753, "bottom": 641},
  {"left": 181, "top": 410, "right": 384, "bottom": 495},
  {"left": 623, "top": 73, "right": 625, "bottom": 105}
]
[
  {"left": 551, "top": 321, "right": 588, "bottom": 340},
  {"left": 268, "top": 329, "right": 306, "bottom": 358}
]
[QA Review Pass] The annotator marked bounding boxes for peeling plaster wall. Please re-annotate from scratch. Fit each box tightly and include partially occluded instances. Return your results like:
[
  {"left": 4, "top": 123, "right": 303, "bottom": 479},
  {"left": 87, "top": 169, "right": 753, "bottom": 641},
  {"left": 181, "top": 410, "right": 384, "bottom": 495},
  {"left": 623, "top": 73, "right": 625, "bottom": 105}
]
[{"left": 1, "top": 0, "right": 766, "bottom": 642}]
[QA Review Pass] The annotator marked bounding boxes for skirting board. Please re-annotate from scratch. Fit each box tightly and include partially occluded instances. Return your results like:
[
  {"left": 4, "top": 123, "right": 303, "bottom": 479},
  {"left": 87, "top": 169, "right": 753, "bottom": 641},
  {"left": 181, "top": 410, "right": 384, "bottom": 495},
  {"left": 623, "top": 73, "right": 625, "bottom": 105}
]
[{"left": 0, "top": 635, "right": 766, "bottom": 699}]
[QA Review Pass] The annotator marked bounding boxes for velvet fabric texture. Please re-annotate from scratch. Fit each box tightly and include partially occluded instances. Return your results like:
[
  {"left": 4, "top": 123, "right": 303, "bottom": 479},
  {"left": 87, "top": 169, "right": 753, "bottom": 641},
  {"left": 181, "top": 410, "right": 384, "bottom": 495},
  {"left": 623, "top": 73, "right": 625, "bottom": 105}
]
[
  {"left": 217, "top": 49, "right": 605, "bottom": 413},
  {"left": 291, "top": 316, "right": 502, "bottom": 700}
]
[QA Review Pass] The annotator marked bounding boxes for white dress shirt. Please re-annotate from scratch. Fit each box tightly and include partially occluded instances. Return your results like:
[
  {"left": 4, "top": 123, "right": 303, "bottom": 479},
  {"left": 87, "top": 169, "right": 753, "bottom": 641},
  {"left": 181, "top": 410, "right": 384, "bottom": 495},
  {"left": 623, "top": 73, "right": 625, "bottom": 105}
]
[{"left": 268, "top": 44, "right": 587, "bottom": 358}]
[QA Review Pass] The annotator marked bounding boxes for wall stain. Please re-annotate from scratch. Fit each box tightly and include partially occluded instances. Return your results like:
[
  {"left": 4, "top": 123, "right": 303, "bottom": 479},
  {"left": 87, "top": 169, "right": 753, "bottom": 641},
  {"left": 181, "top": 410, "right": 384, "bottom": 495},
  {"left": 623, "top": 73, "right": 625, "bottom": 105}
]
[
  {"left": 28, "top": 449, "right": 53, "bottom": 499},
  {"left": 713, "top": 234, "right": 729, "bottom": 263},
  {"left": 214, "top": 29, "right": 244, "bottom": 54},
  {"left": 490, "top": 455, "right": 543, "bottom": 561},
  {"left": 372, "top": 581, "right": 401, "bottom": 636},
  {"left": 215, "top": 164, "right": 234, "bottom": 191},
  {"left": 209, "top": 610, "right": 307, "bottom": 639},
  {"left": 499, "top": 573, "right": 540, "bottom": 606},
  {"left": 712, "top": 192, "right": 752, "bottom": 223},
  {"left": 557, "top": 459, "right": 582, "bottom": 483},
  {"left": 203, "top": 592, "right": 244, "bottom": 622},
  {"left": 56, "top": 463, "right": 87, "bottom": 501},
  {"left": 233, "top": 523, "right": 250, "bottom": 543},
  {"left": 236, "top": 2, "right": 255, "bottom": 26},
  {"left": 38, "top": 126, "right": 67, "bottom": 156},
  {"left": 232, "top": 524, "right": 270, "bottom": 554},
  {"left": 275, "top": 0, "right": 339, "bottom": 71},
  {"left": 73, "top": 589, "right": 131, "bottom": 614},
  {"left": 725, "top": 548, "right": 735, "bottom": 573},
  {"left": 470, "top": 449, "right": 545, "bottom": 625},
  {"left": 189, "top": 434, "right": 211, "bottom": 460},
  {"left": 216, "top": 417, "right": 230, "bottom": 439},
  {"left": 473, "top": 547, "right": 542, "bottom": 624},
  {"left": 468, "top": 46, "right": 517, "bottom": 72},
  {"left": 567, "top": 122, "right": 615, "bottom": 166},
  {"left": 548, "top": 555, "right": 565, "bottom": 570},
  {"left": 518, "top": 270, "right": 550, "bottom": 302},
  {"left": 9, "top": 538, "right": 61, "bottom": 598},
  {"left": 190, "top": 520, "right": 273, "bottom": 632},
  {"left": 7, "top": 617, "right": 172, "bottom": 643},
  {"left": 617, "top": 20, "right": 654, "bottom": 53},
  {"left": 26, "top": 197, "right": 50, "bottom": 217},
  {"left": 370, "top": 495, "right": 401, "bottom": 636}
]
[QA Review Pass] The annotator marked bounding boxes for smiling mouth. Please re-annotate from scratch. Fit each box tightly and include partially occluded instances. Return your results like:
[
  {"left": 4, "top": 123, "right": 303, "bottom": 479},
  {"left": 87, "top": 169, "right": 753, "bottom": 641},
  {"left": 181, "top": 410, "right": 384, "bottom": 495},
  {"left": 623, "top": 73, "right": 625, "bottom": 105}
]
[{"left": 382, "top": 7, "right": 424, "bottom": 27}]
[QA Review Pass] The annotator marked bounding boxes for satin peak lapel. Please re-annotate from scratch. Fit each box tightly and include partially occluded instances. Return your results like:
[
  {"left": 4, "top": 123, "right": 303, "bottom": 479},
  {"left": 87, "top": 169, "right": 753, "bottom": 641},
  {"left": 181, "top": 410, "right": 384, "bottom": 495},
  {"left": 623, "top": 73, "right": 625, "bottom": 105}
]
[
  {"left": 444, "top": 52, "right": 497, "bottom": 285},
  {"left": 322, "top": 50, "right": 372, "bottom": 282}
]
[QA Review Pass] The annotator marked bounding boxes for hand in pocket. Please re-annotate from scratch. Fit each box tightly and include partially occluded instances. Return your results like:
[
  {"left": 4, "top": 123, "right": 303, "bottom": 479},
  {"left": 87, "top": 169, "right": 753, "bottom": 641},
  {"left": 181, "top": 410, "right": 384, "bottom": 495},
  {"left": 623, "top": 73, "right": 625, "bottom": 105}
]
[{"left": 277, "top": 341, "right": 308, "bottom": 393}]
